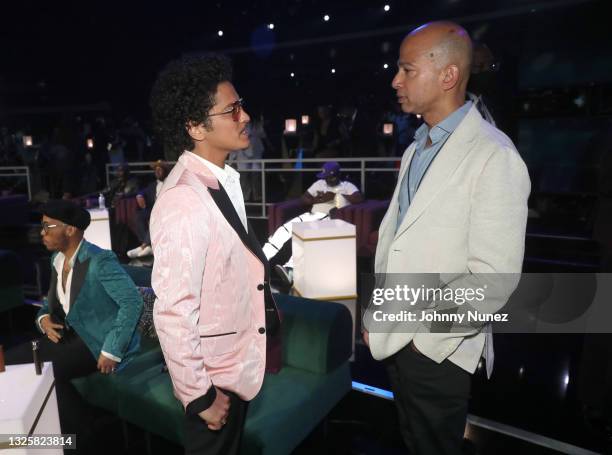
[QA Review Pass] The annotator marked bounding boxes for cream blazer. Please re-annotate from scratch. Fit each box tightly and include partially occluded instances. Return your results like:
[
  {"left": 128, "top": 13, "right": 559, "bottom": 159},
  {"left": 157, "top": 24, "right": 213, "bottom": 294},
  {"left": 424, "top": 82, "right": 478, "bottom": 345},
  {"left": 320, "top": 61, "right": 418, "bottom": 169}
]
[{"left": 368, "top": 105, "right": 530, "bottom": 374}]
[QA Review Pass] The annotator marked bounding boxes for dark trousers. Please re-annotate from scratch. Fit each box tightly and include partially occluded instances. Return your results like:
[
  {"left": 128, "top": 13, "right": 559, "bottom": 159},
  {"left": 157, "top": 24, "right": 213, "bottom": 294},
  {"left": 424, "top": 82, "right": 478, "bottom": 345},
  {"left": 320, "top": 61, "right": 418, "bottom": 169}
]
[
  {"left": 386, "top": 343, "right": 471, "bottom": 455},
  {"left": 184, "top": 390, "right": 249, "bottom": 455},
  {"left": 135, "top": 208, "right": 151, "bottom": 245},
  {"left": 4, "top": 332, "right": 98, "bottom": 436}
]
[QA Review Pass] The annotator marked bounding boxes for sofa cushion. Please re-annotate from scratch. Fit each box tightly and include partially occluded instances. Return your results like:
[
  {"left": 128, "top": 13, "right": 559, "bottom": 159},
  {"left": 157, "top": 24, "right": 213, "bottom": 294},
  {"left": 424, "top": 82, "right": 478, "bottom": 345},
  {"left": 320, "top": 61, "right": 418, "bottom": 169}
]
[
  {"left": 241, "top": 363, "right": 350, "bottom": 455},
  {"left": 72, "top": 337, "right": 163, "bottom": 414},
  {"left": 274, "top": 294, "right": 352, "bottom": 374}
]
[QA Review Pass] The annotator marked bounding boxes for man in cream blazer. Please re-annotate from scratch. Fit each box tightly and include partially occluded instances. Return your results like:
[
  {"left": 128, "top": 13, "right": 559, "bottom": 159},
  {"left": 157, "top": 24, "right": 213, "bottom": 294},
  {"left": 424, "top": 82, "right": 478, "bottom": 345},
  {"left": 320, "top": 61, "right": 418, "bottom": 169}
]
[
  {"left": 363, "top": 22, "right": 530, "bottom": 454},
  {"left": 149, "top": 55, "right": 280, "bottom": 455}
]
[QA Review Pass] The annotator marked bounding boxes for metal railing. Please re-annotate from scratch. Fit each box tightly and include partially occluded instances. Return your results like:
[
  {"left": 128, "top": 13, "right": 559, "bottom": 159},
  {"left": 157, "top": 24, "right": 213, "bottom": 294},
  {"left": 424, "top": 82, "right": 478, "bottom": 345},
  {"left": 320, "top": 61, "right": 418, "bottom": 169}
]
[
  {"left": 106, "top": 157, "right": 401, "bottom": 218},
  {"left": 0, "top": 166, "right": 32, "bottom": 200}
]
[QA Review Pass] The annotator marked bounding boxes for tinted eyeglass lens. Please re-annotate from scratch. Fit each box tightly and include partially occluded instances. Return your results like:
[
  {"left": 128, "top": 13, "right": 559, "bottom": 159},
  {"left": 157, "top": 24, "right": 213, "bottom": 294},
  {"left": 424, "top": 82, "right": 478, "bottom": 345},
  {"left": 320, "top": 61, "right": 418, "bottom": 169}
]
[{"left": 231, "top": 101, "right": 242, "bottom": 122}]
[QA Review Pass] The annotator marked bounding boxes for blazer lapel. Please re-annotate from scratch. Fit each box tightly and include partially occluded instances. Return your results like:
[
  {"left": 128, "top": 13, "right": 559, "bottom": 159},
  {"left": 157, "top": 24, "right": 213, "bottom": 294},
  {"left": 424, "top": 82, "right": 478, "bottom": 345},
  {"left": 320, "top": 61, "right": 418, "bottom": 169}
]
[
  {"left": 395, "top": 106, "right": 481, "bottom": 239},
  {"left": 382, "top": 143, "right": 416, "bottom": 236},
  {"left": 376, "top": 143, "right": 416, "bottom": 264},
  {"left": 246, "top": 221, "right": 270, "bottom": 269},
  {"left": 208, "top": 184, "right": 261, "bottom": 260},
  {"left": 206, "top": 172, "right": 281, "bottom": 335},
  {"left": 70, "top": 245, "right": 91, "bottom": 309}
]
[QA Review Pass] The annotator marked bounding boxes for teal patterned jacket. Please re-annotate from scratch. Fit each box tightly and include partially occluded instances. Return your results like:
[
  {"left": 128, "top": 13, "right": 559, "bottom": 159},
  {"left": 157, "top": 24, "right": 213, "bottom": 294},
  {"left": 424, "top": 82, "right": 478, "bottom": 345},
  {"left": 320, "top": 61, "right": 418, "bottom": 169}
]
[{"left": 37, "top": 240, "right": 143, "bottom": 370}]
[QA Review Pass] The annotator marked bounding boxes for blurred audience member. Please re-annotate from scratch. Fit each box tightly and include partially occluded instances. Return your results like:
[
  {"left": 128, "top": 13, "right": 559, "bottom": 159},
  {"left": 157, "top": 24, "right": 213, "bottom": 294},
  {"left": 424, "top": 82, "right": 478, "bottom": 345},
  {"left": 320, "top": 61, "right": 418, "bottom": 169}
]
[
  {"left": 338, "top": 102, "right": 377, "bottom": 157},
  {"left": 48, "top": 126, "right": 77, "bottom": 199},
  {"left": 105, "top": 162, "right": 139, "bottom": 208},
  {"left": 121, "top": 116, "right": 147, "bottom": 162},
  {"left": 313, "top": 105, "right": 341, "bottom": 158},
  {"left": 79, "top": 152, "right": 101, "bottom": 195},
  {"left": 229, "top": 112, "right": 270, "bottom": 201},
  {"left": 127, "top": 160, "right": 170, "bottom": 258},
  {"left": 468, "top": 42, "right": 498, "bottom": 126}
]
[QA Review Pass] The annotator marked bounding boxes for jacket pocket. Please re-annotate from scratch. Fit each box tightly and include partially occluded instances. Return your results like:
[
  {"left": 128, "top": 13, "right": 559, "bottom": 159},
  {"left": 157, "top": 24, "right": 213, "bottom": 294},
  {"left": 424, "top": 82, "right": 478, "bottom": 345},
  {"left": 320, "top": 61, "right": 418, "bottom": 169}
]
[
  {"left": 197, "top": 327, "right": 240, "bottom": 357},
  {"left": 199, "top": 331, "right": 237, "bottom": 338}
]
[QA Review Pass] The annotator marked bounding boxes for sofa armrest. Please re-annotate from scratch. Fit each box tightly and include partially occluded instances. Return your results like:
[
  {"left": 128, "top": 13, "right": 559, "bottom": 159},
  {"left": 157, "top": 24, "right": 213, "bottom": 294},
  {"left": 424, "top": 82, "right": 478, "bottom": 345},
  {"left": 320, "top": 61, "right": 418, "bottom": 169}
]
[
  {"left": 268, "top": 198, "right": 311, "bottom": 234},
  {"left": 273, "top": 293, "right": 352, "bottom": 374},
  {"left": 114, "top": 196, "right": 140, "bottom": 238}
]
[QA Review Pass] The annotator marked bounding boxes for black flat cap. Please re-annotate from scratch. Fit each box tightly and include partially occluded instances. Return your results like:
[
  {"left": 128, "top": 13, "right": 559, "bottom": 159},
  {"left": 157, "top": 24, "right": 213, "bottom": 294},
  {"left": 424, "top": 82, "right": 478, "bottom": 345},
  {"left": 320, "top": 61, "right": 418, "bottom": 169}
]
[{"left": 41, "top": 200, "right": 91, "bottom": 231}]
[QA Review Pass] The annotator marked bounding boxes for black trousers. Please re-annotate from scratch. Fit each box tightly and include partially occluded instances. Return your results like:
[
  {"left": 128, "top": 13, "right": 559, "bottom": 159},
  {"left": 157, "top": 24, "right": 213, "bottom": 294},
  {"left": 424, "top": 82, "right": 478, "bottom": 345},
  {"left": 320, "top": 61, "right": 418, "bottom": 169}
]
[
  {"left": 184, "top": 390, "right": 249, "bottom": 455},
  {"left": 386, "top": 343, "right": 471, "bottom": 455},
  {"left": 135, "top": 208, "right": 151, "bottom": 245},
  {"left": 4, "top": 331, "right": 98, "bottom": 436}
]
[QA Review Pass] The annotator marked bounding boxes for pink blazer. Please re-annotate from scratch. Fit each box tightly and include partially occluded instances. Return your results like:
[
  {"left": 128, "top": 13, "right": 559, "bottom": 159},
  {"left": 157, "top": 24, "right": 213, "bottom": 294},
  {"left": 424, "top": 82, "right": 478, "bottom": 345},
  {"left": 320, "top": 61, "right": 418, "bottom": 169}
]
[{"left": 150, "top": 152, "right": 273, "bottom": 412}]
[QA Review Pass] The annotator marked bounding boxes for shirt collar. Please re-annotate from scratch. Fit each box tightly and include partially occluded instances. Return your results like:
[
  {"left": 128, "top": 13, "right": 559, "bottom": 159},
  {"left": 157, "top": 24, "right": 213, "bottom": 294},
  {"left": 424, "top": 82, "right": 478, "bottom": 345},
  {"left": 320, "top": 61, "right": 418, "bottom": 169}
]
[
  {"left": 414, "top": 101, "right": 472, "bottom": 146},
  {"left": 54, "top": 239, "right": 84, "bottom": 270},
  {"left": 186, "top": 151, "right": 240, "bottom": 186}
]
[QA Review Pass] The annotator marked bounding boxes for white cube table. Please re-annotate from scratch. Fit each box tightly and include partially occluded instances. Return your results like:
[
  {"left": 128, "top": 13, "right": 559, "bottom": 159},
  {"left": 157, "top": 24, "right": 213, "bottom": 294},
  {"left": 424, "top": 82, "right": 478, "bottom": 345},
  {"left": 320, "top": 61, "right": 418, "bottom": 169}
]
[
  {"left": 292, "top": 219, "right": 357, "bottom": 300},
  {"left": 85, "top": 208, "right": 111, "bottom": 250},
  {"left": 292, "top": 219, "right": 357, "bottom": 358},
  {"left": 0, "top": 363, "right": 62, "bottom": 454}
]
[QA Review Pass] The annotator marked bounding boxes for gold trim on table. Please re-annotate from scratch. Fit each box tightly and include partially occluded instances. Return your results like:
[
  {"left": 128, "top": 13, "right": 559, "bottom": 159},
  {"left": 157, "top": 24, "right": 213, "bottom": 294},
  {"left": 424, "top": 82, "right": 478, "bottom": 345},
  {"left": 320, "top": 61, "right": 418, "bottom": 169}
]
[
  {"left": 292, "top": 287, "right": 357, "bottom": 301},
  {"left": 292, "top": 233, "right": 356, "bottom": 242}
]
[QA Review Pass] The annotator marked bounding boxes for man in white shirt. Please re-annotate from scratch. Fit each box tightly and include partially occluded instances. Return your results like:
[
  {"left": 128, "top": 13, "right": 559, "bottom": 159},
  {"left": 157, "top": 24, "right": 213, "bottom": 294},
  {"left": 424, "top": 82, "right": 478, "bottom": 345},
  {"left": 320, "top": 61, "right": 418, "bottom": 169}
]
[
  {"left": 263, "top": 161, "right": 363, "bottom": 286},
  {"left": 149, "top": 54, "right": 280, "bottom": 455},
  {"left": 5, "top": 199, "right": 143, "bottom": 442}
]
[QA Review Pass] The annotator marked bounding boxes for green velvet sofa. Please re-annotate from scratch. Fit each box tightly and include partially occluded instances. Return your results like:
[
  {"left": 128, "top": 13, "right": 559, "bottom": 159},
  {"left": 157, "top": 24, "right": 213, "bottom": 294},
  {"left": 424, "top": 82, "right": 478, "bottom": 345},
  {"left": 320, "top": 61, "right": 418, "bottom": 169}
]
[{"left": 73, "top": 289, "right": 353, "bottom": 455}]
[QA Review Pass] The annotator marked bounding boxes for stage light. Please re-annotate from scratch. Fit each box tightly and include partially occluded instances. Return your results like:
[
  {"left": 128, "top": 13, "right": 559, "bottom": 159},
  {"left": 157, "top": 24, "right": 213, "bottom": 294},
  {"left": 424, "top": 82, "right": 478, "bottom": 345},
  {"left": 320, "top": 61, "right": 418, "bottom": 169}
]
[
  {"left": 383, "top": 123, "right": 393, "bottom": 135},
  {"left": 290, "top": 72, "right": 295, "bottom": 78},
  {"left": 331, "top": 68, "right": 336, "bottom": 74},
  {"left": 23, "top": 136, "right": 33, "bottom": 147},
  {"left": 323, "top": 14, "right": 330, "bottom": 21},
  {"left": 86, "top": 139, "right": 94, "bottom": 149},
  {"left": 284, "top": 119, "right": 297, "bottom": 133},
  {"left": 268, "top": 23, "right": 274, "bottom": 30},
  {"left": 217, "top": 30, "right": 223, "bottom": 37},
  {"left": 383, "top": 63, "right": 389, "bottom": 69},
  {"left": 301, "top": 115, "right": 310, "bottom": 125},
  {"left": 384, "top": 4, "right": 390, "bottom": 11}
]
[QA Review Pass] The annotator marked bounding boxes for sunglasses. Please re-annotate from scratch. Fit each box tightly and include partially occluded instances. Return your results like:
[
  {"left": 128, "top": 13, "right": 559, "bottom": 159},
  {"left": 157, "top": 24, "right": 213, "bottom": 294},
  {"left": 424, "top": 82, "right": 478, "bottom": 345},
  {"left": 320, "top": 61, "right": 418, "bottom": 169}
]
[
  {"left": 209, "top": 98, "right": 244, "bottom": 122},
  {"left": 40, "top": 222, "right": 65, "bottom": 234}
]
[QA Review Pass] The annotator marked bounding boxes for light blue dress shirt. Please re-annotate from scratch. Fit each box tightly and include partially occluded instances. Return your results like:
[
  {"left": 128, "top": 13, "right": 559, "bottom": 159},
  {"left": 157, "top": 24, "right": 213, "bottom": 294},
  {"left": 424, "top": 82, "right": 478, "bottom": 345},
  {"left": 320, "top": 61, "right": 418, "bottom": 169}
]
[{"left": 396, "top": 101, "right": 472, "bottom": 232}]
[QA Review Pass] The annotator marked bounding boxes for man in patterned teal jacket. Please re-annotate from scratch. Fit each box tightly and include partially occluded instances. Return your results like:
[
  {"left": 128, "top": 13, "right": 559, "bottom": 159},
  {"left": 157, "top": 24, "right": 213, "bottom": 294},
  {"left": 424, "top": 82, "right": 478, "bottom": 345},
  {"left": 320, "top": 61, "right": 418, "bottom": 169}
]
[{"left": 6, "top": 199, "right": 143, "bottom": 437}]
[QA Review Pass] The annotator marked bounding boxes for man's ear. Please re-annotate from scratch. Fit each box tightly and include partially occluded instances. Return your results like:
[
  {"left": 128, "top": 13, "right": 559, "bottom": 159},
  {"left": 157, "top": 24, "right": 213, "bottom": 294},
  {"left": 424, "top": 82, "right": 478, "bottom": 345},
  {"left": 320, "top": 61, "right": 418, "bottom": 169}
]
[
  {"left": 186, "top": 121, "right": 207, "bottom": 143},
  {"left": 440, "top": 64, "right": 460, "bottom": 91},
  {"left": 66, "top": 225, "right": 77, "bottom": 237}
]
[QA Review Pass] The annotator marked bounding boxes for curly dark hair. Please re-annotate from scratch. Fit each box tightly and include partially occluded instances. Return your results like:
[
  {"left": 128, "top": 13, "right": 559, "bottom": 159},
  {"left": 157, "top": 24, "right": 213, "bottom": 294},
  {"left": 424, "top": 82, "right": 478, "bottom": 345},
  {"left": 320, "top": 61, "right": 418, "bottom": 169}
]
[{"left": 150, "top": 54, "right": 233, "bottom": 157}]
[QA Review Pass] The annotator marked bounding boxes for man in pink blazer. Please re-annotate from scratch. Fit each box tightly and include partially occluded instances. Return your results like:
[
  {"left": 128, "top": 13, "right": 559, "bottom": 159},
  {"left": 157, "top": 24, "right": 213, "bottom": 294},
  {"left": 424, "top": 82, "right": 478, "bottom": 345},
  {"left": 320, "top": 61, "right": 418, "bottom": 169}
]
[{"left": 149, "top": 54, "right": 280, "bottom": 455}]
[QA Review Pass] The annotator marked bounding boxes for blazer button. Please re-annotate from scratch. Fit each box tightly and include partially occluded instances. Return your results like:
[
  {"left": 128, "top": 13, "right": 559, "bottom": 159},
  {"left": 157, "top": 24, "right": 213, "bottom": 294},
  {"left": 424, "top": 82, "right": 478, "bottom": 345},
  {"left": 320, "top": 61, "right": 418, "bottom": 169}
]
[
  {"left": 257, "top": 284, "right": 264, "bottom": 291},
  {"left": 258, "top": 327, "right": 266, "bottom": 334}
]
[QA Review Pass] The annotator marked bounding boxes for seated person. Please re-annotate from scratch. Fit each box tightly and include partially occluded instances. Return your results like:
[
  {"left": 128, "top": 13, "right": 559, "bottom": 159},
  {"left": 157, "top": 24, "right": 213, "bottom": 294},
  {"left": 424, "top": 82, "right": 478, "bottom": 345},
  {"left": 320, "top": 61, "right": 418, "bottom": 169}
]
[
  {"left": 5, "top": 200, "right": 143, "bottom": 440},
  {"left": 127, "top": 160, "right": 169, "bottom": 258},
  {"left": 264, "top": 161, "right": 363, "bottom": 285},
  {"left": 105, "top": 162, "right": 139, "bottom": 208},
  {"left": 105, "top": 162, "right": 140, "bottom": 254}
]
